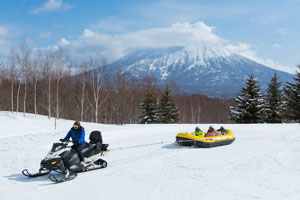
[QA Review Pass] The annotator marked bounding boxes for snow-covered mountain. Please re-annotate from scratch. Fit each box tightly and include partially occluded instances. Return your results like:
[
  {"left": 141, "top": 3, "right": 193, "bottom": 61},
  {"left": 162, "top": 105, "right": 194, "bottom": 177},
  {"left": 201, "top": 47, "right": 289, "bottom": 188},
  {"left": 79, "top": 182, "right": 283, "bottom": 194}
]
[{"left": 107, "top": 46, "right": 293, "bottom": 98}]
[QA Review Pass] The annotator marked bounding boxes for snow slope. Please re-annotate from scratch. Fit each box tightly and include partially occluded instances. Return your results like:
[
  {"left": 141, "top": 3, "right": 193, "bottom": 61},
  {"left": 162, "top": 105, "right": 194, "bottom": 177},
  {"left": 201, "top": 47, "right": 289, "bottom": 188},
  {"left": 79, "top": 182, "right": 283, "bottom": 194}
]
[{"left": 1, "top": 111, "right": 300, "bottom": 200}]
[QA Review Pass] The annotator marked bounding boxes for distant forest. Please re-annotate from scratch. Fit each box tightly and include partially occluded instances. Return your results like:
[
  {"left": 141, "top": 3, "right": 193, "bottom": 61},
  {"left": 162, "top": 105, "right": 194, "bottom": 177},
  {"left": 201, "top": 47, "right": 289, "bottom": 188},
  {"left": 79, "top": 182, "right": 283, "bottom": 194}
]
[{"left": 0, "top": 42, "right": 235, "bottom": 124}]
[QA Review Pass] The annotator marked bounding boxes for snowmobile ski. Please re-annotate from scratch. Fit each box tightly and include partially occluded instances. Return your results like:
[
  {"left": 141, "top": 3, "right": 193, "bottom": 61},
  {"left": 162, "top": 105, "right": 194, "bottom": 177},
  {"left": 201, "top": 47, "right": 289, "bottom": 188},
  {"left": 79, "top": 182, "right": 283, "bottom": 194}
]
[
  {"left": 49, "top": 170, "right": 77, "bottom": 183},
  {"left": 22, "top": 169, "right": 51, "bottom": 178}
]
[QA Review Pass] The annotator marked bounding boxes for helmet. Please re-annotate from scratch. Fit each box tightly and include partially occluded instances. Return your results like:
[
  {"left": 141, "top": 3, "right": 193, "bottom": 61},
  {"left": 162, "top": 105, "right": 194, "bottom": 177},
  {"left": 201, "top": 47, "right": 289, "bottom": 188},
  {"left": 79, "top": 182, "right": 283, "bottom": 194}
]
[
  {"left": 208, "top": 126, "right": 214, "bottom": 131},
  {"left": 73, "top": 121, "right": 80, "bottom": 129},
  {"left": 74, "top": 121, "right": 80, "bottom": 126}
]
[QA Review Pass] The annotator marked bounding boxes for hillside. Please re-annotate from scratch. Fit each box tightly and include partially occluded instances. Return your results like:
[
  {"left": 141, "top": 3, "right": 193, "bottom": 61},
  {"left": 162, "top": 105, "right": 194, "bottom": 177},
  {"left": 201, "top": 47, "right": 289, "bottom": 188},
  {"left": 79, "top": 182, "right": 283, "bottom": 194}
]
[{"left": 0, "top": 111, "right": 300, "bottom": 200}]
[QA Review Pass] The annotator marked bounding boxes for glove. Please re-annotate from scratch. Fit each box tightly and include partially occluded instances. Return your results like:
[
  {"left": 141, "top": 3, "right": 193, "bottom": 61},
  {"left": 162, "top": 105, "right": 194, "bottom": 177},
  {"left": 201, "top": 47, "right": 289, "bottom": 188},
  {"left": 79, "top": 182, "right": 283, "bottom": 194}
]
[
  {"left": 59, "top": 139, "right": 65, "bottom": 142},
  {"left": 73, "top": 141, "right": 79, "bottom": 145}
]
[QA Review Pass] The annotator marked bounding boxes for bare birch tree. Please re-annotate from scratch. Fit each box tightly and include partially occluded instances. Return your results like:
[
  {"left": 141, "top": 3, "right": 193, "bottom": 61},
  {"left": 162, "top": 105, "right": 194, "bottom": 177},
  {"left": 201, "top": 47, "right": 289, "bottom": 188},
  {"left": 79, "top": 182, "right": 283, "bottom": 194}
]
[
  {"left": 0, "top": 62, "right": 7, "bottom": 81},
  {"left": 32, "top": 51, "right": 43, "bottom": 114},
  {"left": 51, "top": 48, "right": 69, "bottom": 119},
  {"left": 77, "top": 63, "right": 88, "bottom": 121},
  {"left": 90, "top": 56, "right": 108, "bottom": 123},
  {"left": 9, "top": 48, "right": 16, "bottom": 113},
  {"left": 16, "top": 39, "right": 32, "bottom": 116},
  {"left": 44, "top": 53, "right": 53, "bottom": 119},
  {"left": 15, "top": 65, "right": 21, "bottom": 113},
  {"left": 0, "top": 62, "right": 9, "bottom": 111}
]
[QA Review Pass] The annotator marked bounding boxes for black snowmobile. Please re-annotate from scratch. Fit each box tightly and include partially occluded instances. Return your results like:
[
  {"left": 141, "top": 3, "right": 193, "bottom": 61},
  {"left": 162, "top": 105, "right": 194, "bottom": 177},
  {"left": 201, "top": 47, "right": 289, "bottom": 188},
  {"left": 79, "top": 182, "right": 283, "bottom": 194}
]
[{"left": 22, "top": 130, "right": 109, "bottom": 183}]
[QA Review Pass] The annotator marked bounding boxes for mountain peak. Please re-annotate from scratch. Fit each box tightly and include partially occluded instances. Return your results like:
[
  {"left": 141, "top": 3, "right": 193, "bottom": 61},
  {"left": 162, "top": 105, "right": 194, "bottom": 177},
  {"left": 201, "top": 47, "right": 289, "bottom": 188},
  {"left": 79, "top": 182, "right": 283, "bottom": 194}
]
[{"left": 108, "top": 46, "right": 292, "bottom": 98}]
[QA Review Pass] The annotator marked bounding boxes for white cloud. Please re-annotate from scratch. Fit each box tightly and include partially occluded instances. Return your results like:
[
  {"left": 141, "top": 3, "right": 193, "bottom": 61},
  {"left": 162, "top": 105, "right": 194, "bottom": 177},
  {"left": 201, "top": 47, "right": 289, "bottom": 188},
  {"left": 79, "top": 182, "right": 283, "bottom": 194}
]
[
  {"left": 58, "top": 38, "right": 70, "bottom": 46},
  {"left": 39, "top": 32, "right": 52, "bottom": 39},
  {"left": 255, "top": 58, "right": 294, "bottom": 74},
  {"left": 0, "top": 26, "right": 9, "bottom": 37},
  {"left": 83, "top": 29, "right": 94, "bottom": 38},
  {"left": 50, "top": 21, "right": 293, "bottom": 73},
  {"left": 0, "top": 26, "right": 12, "bottom": 57},
  {"left": 272, "top": 43, "right": 282, "bottom": 48},
  {"left": 276, "top": 27, "right": 288, "bottom": 36},
  {"left": 56, "top": 21, "right": 224, "bottom": 62},
  {"left": 225, "top": 42, "right": 294, "bottom": 73},
  {"left": 93, "top": 17, "right": 137, "bottom": 33},
  {"left": 250, "top": 16, "right": 276, "bottom": 25},
  {"left": 225, "top": 43, "right": 253, "bottom": 56},
  {"left": 31, "top": 0, "right": 74, "bottom": 15}
]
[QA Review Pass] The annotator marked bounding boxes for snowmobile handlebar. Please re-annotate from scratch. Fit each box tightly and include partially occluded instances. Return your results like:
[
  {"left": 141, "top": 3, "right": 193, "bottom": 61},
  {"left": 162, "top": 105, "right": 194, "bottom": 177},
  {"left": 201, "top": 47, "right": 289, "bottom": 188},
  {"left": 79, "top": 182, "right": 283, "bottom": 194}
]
[
  {"left": 59, "top": 139, "right": 71, "bottom": 143},
  {"left": 59, "top": 139, "right": 79, "bottom": 144}
]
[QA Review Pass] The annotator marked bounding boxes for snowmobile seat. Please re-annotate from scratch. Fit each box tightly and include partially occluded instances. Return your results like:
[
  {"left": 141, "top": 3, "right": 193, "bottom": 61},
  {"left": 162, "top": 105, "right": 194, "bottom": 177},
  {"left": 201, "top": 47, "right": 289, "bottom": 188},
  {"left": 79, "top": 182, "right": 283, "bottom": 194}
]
[
  {"left": 89, "top": 131, "right": 103, "bottom": 144},
  {"left": 82, "top": 131, "right": 107, "bottom": 158}
]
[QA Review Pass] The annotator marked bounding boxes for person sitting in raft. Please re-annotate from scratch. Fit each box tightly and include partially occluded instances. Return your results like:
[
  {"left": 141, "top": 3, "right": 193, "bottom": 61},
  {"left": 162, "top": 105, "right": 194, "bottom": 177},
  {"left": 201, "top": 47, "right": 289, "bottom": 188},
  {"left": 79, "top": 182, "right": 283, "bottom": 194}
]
[
  {"left": 205, "top": 126, "right": 217, "bottom": 137},
  {"left": 194, "top": 126, "right": 205, "bottom": 137},
  {"left": 217, "top": 126, "right": 227, "bottom": 135}
]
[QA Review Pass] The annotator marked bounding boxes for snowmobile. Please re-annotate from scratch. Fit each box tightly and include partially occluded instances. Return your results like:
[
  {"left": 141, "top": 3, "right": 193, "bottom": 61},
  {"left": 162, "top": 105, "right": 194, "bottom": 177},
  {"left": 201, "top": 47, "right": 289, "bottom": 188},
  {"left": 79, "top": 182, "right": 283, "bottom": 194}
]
[{"left": 22, "top": 130, "right": 109, "bottom": 183}]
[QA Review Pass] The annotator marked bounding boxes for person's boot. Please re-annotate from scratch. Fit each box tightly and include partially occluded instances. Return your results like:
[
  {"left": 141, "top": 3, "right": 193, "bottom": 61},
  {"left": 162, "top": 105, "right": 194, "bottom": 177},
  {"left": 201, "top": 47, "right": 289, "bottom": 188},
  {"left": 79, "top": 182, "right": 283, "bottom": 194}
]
[{"left": 80, "top": 159, "right": 86, "bottom": 171}]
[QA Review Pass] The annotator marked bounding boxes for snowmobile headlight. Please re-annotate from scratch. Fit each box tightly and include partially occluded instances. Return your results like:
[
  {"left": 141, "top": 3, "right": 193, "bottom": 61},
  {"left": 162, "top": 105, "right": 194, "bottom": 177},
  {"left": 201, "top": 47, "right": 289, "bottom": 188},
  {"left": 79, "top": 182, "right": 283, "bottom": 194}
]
[
  {"left": 51, "top": 161, "right": 57, "bottom": 165},
  {"left": 54, "top": 146, "right": 62, "bottom": 152}
]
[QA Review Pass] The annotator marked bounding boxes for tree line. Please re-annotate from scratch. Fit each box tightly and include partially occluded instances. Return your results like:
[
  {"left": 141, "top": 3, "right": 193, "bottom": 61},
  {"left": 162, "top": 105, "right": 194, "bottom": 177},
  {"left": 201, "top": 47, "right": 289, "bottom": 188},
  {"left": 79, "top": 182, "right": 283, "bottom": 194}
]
[
  {"left": 230, "top": 65, "right": 300, "bottom": 123},
  {"left": 0, "top": 42, "right": 235, "bottom": 124}
]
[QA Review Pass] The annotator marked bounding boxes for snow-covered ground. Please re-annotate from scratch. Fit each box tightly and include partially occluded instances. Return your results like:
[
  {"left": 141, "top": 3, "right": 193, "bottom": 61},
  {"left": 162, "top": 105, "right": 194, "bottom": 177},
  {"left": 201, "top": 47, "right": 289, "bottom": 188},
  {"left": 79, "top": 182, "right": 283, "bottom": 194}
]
[{"left": 0, "top": 111, "right": 300, "bottom": 200}]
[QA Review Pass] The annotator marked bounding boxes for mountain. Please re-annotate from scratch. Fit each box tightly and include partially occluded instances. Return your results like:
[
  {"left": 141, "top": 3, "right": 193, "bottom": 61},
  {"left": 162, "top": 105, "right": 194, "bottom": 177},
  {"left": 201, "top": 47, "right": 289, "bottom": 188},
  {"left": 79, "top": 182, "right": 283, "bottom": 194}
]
[{"left": 107, "top": 46, "right": 293, "bottom": 98}]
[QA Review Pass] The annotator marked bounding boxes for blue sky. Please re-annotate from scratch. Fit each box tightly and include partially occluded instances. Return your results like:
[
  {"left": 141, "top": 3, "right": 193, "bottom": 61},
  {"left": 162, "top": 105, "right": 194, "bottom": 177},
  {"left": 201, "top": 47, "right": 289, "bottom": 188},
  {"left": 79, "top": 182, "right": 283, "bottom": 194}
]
[{"left": 0, "top": 0, "right": 299, "bottom": 73}]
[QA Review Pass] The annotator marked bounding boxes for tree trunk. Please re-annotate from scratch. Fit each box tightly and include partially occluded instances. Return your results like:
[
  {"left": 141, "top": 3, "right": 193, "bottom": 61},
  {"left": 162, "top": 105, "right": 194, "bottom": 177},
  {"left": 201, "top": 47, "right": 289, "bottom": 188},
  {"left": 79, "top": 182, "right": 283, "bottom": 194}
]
[
  {"left": 11, "top": 78, "right": 14, "bottom": 113},
  {"left": 16, "top": 81, "right": 21, "bottom": 112},
  {"left": 23, "top": 76, "right": 27, "bottom": 117},
  {"left": 56, "top": 78, "right": 60, "bottom": 119},
  {"left": 48, "top": 78, "right": 51, "bottom": 119},
  {"left": 9, "top": 49, "right": 16, "bottom": 113},
  {"left": 80, "top": 84, "right": 85, "bottom": 121},
  {"left": 34, "top": 78, "right": 38, "bottom": 114},
  {"left": 95, "top": 100, "right": 99, "bottom": 123},
  {"left": 80, "top": 72, "right": 86, "bottom": 122}
]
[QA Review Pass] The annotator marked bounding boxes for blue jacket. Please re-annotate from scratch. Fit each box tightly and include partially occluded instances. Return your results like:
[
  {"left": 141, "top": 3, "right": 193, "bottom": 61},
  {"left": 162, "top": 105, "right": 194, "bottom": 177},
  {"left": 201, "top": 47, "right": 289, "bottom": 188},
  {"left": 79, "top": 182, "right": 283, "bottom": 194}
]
[{"left": 64, "top": 126, "right": 86, "bottom": 147}]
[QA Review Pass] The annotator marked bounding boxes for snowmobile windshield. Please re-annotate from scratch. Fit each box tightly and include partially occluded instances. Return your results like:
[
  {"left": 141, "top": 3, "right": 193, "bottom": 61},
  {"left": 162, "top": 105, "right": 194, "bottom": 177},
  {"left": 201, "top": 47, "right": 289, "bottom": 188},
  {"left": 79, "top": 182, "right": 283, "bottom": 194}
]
[{"left": 51, "top": 143, "right": 66, "bottom": 152}]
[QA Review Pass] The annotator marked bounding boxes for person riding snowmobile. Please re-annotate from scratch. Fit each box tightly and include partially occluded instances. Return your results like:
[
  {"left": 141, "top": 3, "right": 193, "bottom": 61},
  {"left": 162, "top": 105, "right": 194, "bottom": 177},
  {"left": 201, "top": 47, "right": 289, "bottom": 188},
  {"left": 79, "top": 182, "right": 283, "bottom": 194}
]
[
  {"left": 23, "top": 125, "right": 109, "bottom": 183},
  {"left": 61, "top": 121, "right": 86, "bottom": 165}
]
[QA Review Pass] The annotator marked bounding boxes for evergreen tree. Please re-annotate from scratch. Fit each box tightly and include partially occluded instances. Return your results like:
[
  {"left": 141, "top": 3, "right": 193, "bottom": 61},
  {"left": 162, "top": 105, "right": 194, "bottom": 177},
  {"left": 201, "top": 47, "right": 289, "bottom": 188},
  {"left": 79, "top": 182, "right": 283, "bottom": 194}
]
[
  {"left": 158, "top": 86, "right": 180, "bottom": 123},
  {"left": 284, "top": 65, "right": 300, "bottom": 122},
  {"left": 138, "top": 91, "right": 159, "bottom": 124},
  {"left": 230, "top": 73, "right": 264, "bottom": 123},
  {"left": 264, "top": 73, "right": 284, "bottom": 123}
]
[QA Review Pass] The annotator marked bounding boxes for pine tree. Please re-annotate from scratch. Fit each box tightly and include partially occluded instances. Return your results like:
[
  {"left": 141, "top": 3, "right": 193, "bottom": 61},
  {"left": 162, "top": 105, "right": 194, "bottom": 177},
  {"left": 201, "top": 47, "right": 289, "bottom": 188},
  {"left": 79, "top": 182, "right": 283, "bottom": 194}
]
[
  {"left": 283, "top": 65, "right": 300, "bottom": 122},
  {"left": 158, "top": 86, "right": 180, "bottom": 123},
  {"left": 230, "top": 73, "right": 264, "bottom": 123},
  {"left": 138, "top": 91, "right": 159, "bottom": 124},
  {"left": 264, "top": 73, "right": 284, "bottom": 123}
]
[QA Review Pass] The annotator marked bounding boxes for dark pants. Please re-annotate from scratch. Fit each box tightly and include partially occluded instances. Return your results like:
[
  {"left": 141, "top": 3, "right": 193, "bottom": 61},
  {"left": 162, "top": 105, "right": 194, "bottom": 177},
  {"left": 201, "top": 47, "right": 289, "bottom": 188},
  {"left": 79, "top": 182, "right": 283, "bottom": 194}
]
[{"left": 72, "top": 144, "right": 84, "bottom": 162}]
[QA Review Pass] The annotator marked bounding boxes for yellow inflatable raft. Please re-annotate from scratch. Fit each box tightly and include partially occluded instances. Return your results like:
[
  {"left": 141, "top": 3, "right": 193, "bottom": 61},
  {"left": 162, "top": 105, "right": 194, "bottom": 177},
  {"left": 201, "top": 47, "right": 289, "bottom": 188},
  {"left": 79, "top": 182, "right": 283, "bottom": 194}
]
[{"left": 176, "top": 129, "right": 235, "bottom": 148}]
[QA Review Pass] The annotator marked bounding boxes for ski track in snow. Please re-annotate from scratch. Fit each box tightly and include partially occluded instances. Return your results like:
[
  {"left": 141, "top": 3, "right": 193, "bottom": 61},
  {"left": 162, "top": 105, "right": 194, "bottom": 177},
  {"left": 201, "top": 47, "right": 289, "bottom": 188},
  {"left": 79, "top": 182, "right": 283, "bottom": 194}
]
[{"left": 1, "top": 112, "right": 300, "bottom": 200}]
